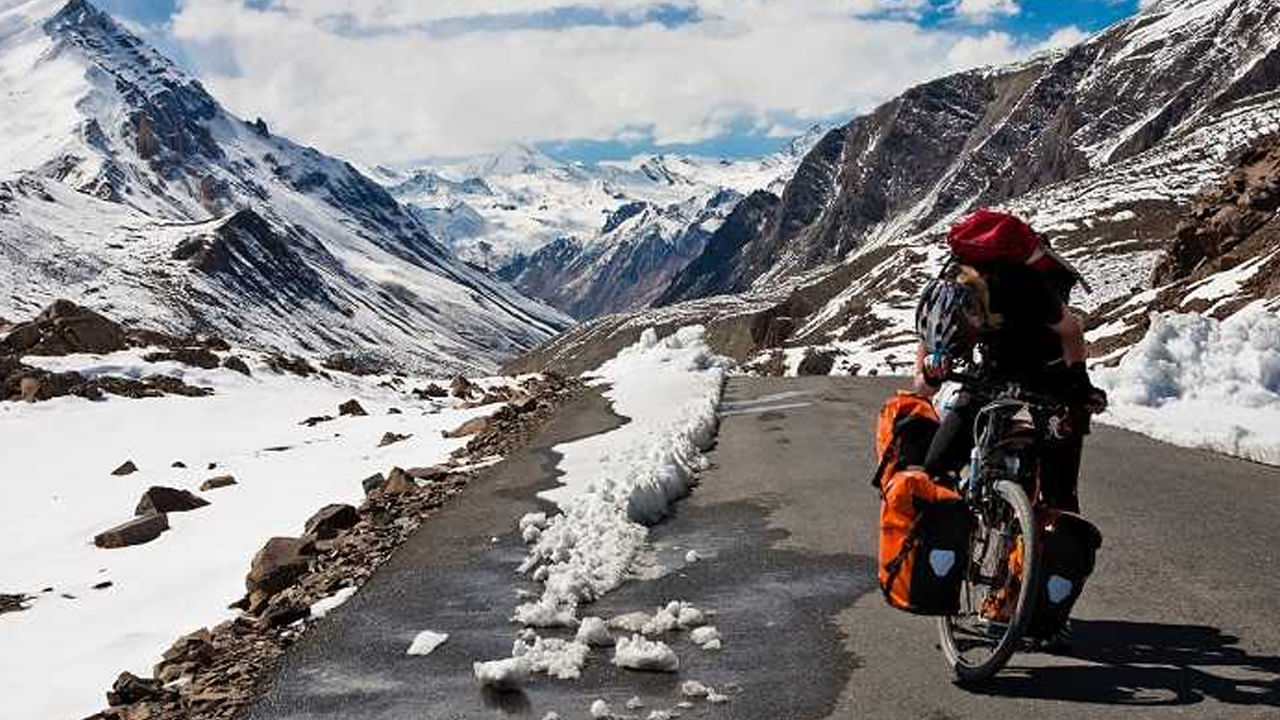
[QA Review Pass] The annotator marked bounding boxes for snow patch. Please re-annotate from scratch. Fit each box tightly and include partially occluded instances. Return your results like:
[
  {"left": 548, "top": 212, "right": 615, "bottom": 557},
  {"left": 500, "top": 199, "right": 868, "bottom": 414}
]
[
  {"left": 406, "top": 630, "right": 449, "bottom": 657},
  {"left": 309, "top": 586, "right": 358, "bottom": 619},
  {"left": 613, "top": 635, "right": 680, "bottom": 672}
]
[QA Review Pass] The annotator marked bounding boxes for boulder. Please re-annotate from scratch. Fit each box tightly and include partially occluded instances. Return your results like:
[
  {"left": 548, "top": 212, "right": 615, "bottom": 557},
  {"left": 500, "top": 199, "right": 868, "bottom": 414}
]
[
  {"left": 106, "top": 671, "right": 170, "bottom": 706},
  {"left": 414, "top": 383, "right": 448, "bottom": 399},
  {"left": 378, "top": 431, "right": 411, "bottom": 447},
  {"left": 154, "top": 628, "right": 214, "bottom": 683},
  {"left": 142, "top": 347, "right": 220, "bottom": 370},
  {"left": 259, "top": 602, "right": 310, "bottom": 628},
  {"left": 361, "top": 472, "right": 386, "bottom": 495},
  {"left": 382, "top": 467, "right": 415, "bottom": 495},
  {"left": 135, "top": 486, "right": 210, "bottom": 516},
  {"left": 304, "top": 504, "right": 359, "bottom": 540},
  {"left": 797, "top": 348, "right": 837, "bottom": 376},
  {"left": 245, "top": 537, "right": 316, "bottom": 612},
  {"left": 171, "top": 461, "right": 186, "bottom": 468},
  {"left": 222, "top": 355, "right": 252, "bottom": 376},
  {"left": 265, "top": 353, "right": 316, "bottom": 377},
  {"left": 406, "top": 465, "right": 450, "bottom": 483},
  {"left": 111, "top": 460, "right": 139, "bottom": 476},
  {"left": 449, "top": 375, "right": 475, "bottom": 398},
  {"left": 338, "top": 399, "right": 367, "bottom": 417},
  {"left": 387, "top": 407, "right": 402, "bottom": 415},
  {"left": 443, "top": 416, "right": 489, "bottom": 439},
  {"left": 0, "top": 300, "right": 127, "bottom": 357},
  {"left": 95, "top": 514, "right": 170, "bottom": 549},
  {"left": 200, "top": 475, "right": 237, "bottom": 491}
]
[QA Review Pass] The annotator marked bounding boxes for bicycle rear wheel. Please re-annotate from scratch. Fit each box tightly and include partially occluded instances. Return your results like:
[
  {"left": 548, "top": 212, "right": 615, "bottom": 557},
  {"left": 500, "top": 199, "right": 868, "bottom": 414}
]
[{"left": 936, "top": 479, "right": 1039, "bottom": 683}]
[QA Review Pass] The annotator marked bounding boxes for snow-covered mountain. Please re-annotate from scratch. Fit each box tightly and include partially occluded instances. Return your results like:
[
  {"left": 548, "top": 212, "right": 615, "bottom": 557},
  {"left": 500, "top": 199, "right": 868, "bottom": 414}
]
[
  {"left": 380, "top": 128, "right": 824, "bottom": 318},
  {"left": 0, "top": 0, "right": 570, "bottom": 374},
  {"left": 512, "top": 0, "right": 1280, "bottom": 375}
]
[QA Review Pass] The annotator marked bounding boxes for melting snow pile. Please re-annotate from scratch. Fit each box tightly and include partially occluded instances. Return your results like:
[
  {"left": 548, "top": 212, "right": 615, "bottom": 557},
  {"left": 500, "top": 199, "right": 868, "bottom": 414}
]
[
  {"left": 1096, "top": 310, "right": 1280, "bottom": 465},
  {"left": 475, "top": 326, "right": 728, "bottom": 685}
]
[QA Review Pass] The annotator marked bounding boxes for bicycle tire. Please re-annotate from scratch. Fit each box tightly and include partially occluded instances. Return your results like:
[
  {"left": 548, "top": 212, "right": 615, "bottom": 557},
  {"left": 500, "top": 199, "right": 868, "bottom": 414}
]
[{"left": 936, "top": 479, "right": 1040, "bottom": 683}]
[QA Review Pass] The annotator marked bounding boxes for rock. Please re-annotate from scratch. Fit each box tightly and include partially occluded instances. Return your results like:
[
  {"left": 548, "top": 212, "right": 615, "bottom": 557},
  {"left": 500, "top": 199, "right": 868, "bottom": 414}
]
[
  {"left": 264, "top": 353, "right": 316, "bottom": 376},
  {"left": 797, "top": 348, "right": 837, "bottom": 376},
  {"left": 415, "top": 383, "right": 448, "bottom": 399},
  {"left": 135, "top": 486, "right": 210, "bottom": 516},
  {"left": 338, "top": 399, "right": 367, "bottom": 417},
  {"left": 260, "top": 602, "right": 309, "bottom": 628},
  {"left": 112, "top": 460, "right": 139, "bottom": 476},
  {"left": 200, "top": 475, "right": 237, "bottom": 491},
  {"left": 382, "top": 467, "right": 415, "bottom": 495},
  {"left": 245, "top": 537, "right": 316, "bottom": 612},
  {"left": 142, "top": 347, "right": 220, "bottom": 370},
  {"left": 0, "top": 299, "right": 127, "bottom": 357},
  {"left": 387, "top": 407, "right": 402, "bottom": 415},
  {"left": 171, "top": 461, "right": 186, "bottom": 468},
  {"left": 449, "top": 375, "right": 475, "bottom": 398},
  {"left": 301, "top": 415, "right": 334, "bottom": 427},
  {"left": 207, "top": 462, "right": 217, "bottom": 470},
  {"left": 222, "top": 355, "right": 252, "bottom": 376},
  {"left": 92, "top": 581, "right": 113, "bottom": 590},
  {"left": 378, "top": 431, "right": 411, "bottom": 447},
  {"left": 443, "top": 416, "right": 489, "bottom": 439},
  {"left": 361, "top": 472, "right": 386, "bottom": 495},
  {"left": 95, "top": 514, "right": 170, "bottom": 549},
  {"left": 304, "top": 504, "right": 359, "bottom": 540},
  {"left": 106, "top": 671, "right": 170, "bottom": 706},
  {"left": 1, "top": 593, "right": 31, "bottom": 615},
  {"left": 406, "top": 466, "right": 450, "bottom": 483},
  {"left": 154, "top": 628, "right": 214, "bottom": 683}
]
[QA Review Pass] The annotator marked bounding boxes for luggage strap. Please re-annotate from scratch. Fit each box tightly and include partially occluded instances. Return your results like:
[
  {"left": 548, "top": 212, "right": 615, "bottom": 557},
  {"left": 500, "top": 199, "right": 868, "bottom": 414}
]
[{"left": 881, "top": 513, "right": 926, "bottom": 604}]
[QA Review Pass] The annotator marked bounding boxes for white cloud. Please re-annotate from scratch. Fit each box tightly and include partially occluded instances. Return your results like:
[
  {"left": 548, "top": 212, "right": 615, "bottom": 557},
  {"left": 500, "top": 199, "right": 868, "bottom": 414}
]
[
  {"left": 952, "top": 0, "right": 1021, "bottom": 23},
  {"left": 1035, "top": 25, "right": 1090, "bottom": 52},
  {"left": 163, "top": 0, "right": 1056, "bottom": 163}
]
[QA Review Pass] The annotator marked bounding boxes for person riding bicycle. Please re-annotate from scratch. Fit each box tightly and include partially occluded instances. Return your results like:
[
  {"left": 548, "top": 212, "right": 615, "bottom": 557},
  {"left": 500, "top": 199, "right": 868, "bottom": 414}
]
[{"left": 913, "top": 217, "right": 1107, "bottom": 514}]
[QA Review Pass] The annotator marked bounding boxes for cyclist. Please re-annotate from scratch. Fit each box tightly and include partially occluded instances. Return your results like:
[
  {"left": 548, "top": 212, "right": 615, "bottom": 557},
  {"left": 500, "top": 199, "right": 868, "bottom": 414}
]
[{"left": 912, "top": 261, "right": 1106, "bottom": 513}]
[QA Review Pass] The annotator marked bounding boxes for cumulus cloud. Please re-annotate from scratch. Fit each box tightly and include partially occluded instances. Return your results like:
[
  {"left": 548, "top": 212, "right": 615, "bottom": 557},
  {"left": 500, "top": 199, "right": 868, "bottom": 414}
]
[
  {"left": 1036, "top": 25, "right": 1090, "bottom": 52},
  {"left": 162, "top": 0, "right": 1064, "bottom": 163},
  {"left": 952, "top": 0, "right": 1020, "bottom": 23}
]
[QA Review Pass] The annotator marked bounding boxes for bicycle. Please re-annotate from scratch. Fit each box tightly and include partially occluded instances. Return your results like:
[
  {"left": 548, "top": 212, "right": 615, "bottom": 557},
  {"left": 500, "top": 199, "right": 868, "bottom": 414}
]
[{"left": 934, "top": 376, "right": 1075, "bottom": 683}]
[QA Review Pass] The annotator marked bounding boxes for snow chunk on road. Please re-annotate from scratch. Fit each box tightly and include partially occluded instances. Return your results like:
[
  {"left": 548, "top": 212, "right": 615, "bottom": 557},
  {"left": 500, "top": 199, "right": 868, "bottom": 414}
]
[
  {"left": 575, "top": 616, "right": 615, "bottom": 647},
  {"left": 1096, "top": 310, "right": 1280, "bottom": 465},
  {"left": 406, "top": 630, "right": 449, "bottom": 656},
  {"left": 513, "top": 634, "right": 590, "bottom": 680},
  {"left": 690, "top": 625, "right": 721, "bottom": 648},
  {"left": 589, "top": 699, "right": 613, "bottom": 718},
  {"left": 515, "top": 326, "right": 727, "bottom": 629},
  {"left": 309, "top": 585, "right": 357, "bottom": 619},
  {"left": 681, "top": 680, "right": 711, "bottom": 697},
  {"left": 613, "top": 634, "right": 680, "bottom": 672},
  {"left": 473, "top": 657, "right": 529, "bottom": 690}
]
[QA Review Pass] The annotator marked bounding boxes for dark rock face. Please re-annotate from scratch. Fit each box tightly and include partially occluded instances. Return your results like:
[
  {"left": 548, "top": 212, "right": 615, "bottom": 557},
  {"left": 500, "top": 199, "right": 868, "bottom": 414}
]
[
  {"left": 303, "top": 504, "right": 359, "bottom": 540},
  {"left": 796, "top": 349, "right": 837, "bottom": 376},
  {"left": 106, "top": 671, "right": 173, "bottom": 706},
  {"left": 135, "top": 486, "right": 210, "bottom": 516},
  {"left": 222, "top": 355, "right": 252, "bottom": 375},
  {"left": 657, "top": 0, "right": 1280, "bottom": 301},
  {"left": 94, "top": 514, "right": 170, "bottom": 549},
  {"left": 112, "top": 461, "right": 139, "bottom": 476},
  {"left": 1152, "top": 134, "right": 1280, "bottom": 303},
  {"left": 338, "top": 399, "right": 367, "bottom": 416},
  {"left": 658, "top": 190, "right": 782, "bottom": 304},
  {"left": 378, "top": 432, "right": 411, "bottom": 447}
]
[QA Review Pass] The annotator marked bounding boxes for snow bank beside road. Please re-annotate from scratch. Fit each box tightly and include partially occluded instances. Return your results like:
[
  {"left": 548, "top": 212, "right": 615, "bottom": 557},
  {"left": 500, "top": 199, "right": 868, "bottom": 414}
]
[{"left": 1096, "top": 310, "right": 1280, "bottom": 465}]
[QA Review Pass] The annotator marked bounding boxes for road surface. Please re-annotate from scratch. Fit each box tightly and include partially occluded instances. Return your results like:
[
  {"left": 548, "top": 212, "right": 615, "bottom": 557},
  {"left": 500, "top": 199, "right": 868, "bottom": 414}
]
[{"left": 246, "top": 377, "right": 1280, "bottom": 719}]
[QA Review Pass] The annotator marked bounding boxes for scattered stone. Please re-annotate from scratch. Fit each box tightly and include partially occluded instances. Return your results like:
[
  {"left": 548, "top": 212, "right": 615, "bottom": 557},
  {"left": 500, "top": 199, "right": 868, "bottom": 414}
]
[
  {"left": 200, "top": 475, "right": 237, "bottom": 491},
  {"left": 107, "top": 671, "right": 171, "bottom": 706},
  {"left": 135, "top": 486, "right": 210, "bottom": 516},
  {"left": 93, "top": 581, "right": 114, "bottom": 590},
  {"left": 443, "top": 416, "right": 489, "bottom": 439},
  {"left": 304, "top": 504, "right": 359, "bottom": 540},
  {"left": 222, "top": 355, "right": 252, "bottom": 376},
  {"left": 378, "top": 431, "right": 411, "bottom": 447},
  {"left": 171, "top": 461, "right": 187, "bottom": 468},
  {"left": 0, "top": 299, "right": 127, "bottom": 357},
  {"left": 361, "top": 472, "right": 386, "bottom": 495},
  {"left": 262, "top": 445, "right": 291, "bottom": 453},
  {"left": 1, "top": 593, "right": 31, "bottom": 615},
  {"left": 338, "top": 399, "right": 367, "bottom": 417},
  {"left": 301, "top": 415, "right": 333, "bottom": 427},
  {"left": 259, "top": 602, "right": 309, "bottom": 629},
  {"left": 94, "top": 514, "right": 170, "bottom": 549},
  {"left": 381, "top": 467, "right": 415, "bottom": 495},
  {"left": 449, "top": 375, "right": 475, "bottom": 398},
  {"left": 264, "top": 353, "right": 316, "bottom": 377},
  {"left": 143, "top": 347, "right": 220, "bottom": 370},
  {"left": 111, "top": 460, "right": 138, "bottom": 476},
  {"left": 797, "top": 348, "right": 837, "bottom": 376},
  {"left": 406, "top": 466, "right": 450, "bottom": 483},
  {"left": 153, "top": 628, "right": 214, "bottom": 683},
  {"left": 414, "top": 383, "right": 448, "bottom": 399},
  {"left": 320, "top": 353, "right": 386, "bottom": 377},
  {"left": 207, "top": 462, "right": 218, "bottom": 470},
  {"left": 245, "top": 537, "right": 317, "bottom": 613},
  {"left": 387, "top": 407, "right": 402, "bottom": 415}
]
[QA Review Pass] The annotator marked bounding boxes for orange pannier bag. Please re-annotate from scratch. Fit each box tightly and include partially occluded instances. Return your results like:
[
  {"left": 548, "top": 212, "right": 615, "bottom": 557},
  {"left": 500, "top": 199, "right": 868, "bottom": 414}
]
[{"left": 873, "top": 392, "right": 971, "bottom": 615}]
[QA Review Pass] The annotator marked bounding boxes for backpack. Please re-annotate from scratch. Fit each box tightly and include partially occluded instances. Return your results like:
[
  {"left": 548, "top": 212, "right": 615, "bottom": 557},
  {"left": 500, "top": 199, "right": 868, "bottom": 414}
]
[
  {"left": 872, "top": 392, "right": 970, "bottom": 615},
  {"left": 1027, "top": 509, "right": 1103, "bottom": 638},
  {"left": 879, "top": 470, "right": 972, "bottom": 615},
  {"left": 948, "top": 209, "right": 1091, "bottom": 295}
]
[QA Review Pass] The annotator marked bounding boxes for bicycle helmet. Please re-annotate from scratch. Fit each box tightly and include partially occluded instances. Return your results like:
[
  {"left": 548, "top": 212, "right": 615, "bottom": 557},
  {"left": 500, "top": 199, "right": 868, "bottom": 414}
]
[{"left": 915, "top": 273, "right": 978, "bottom": 384}]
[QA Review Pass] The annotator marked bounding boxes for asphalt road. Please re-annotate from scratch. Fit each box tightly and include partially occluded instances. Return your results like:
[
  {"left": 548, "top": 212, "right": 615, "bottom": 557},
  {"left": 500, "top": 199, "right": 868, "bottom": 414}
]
[{"left": 246, "top": 377, "right": 1280, "bottom": 720}]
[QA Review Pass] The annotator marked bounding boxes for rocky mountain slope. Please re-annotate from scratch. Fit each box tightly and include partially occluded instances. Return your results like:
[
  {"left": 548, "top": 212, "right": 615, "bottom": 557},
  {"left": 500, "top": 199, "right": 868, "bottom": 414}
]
[
  {"left": 0, "top": 0, "right": 570, "bottom": 374},
  {"left": 380, "top": 130, "right": 823, "bottom": 318},
  {"left": 514, "top": 0, "right": 1280, "bottom": 375}
]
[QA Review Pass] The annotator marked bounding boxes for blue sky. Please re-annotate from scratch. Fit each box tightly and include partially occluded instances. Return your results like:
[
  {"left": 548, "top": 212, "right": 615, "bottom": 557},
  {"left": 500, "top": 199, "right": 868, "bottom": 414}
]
[{"left": 99, "top": 0, "right": 1145, "bottom": 166}]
